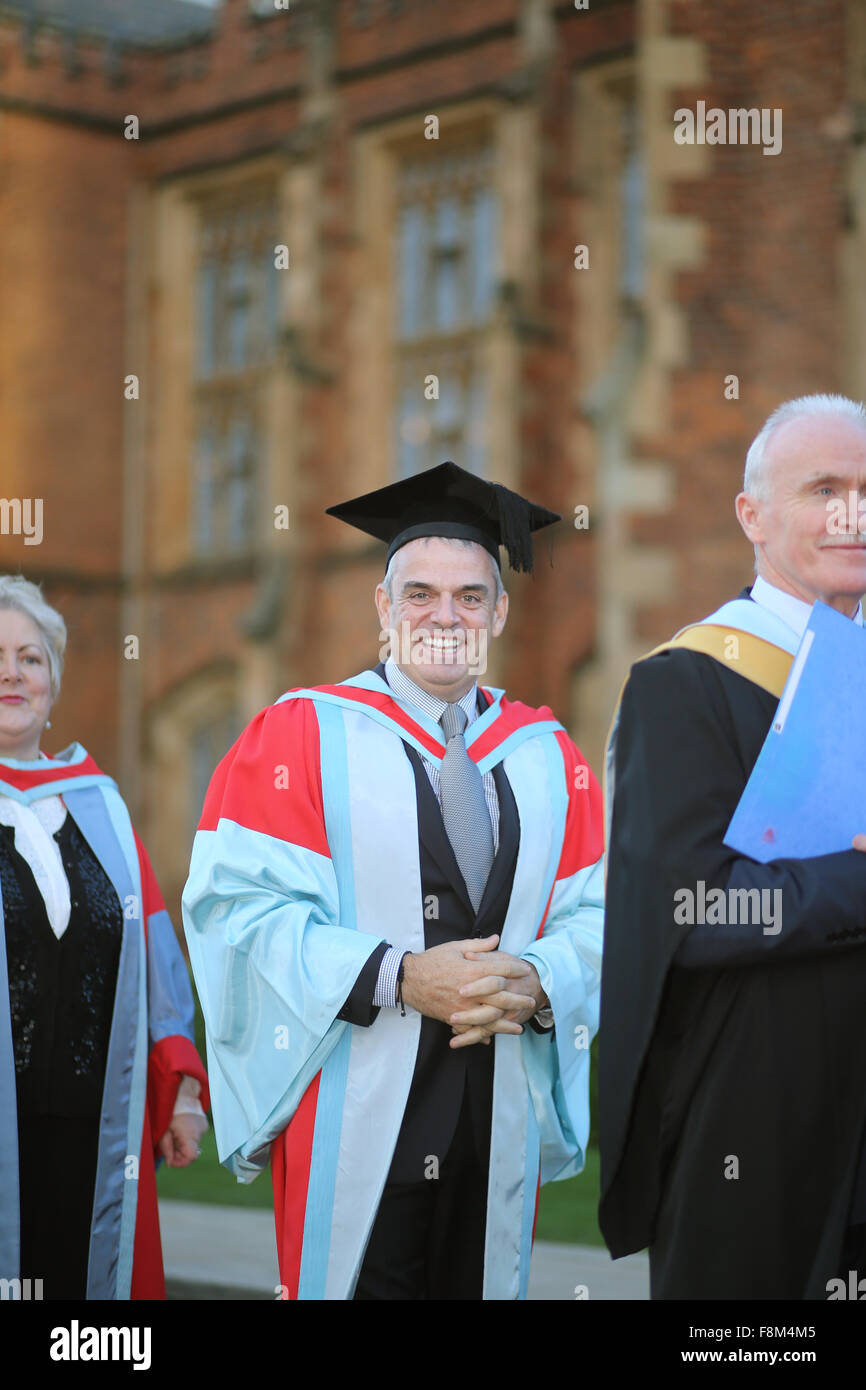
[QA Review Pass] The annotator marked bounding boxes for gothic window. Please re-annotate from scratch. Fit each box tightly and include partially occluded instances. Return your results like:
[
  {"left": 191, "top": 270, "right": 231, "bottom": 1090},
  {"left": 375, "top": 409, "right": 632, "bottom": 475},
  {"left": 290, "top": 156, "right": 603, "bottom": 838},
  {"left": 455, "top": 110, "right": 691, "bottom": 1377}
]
[
  {"left": 191, "top": 192, "right": 279, "bottom": 557},
  {"left": 393, "top": 146, "right": 497, "bottom": 480}
]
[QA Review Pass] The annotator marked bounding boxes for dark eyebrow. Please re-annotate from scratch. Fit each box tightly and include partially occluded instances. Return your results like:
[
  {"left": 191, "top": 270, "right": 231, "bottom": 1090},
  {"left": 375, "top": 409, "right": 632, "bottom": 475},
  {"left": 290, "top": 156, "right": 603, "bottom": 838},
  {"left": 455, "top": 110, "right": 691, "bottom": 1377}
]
[{"left": 400, "top": 580, "right": 490, "bottom": 595}]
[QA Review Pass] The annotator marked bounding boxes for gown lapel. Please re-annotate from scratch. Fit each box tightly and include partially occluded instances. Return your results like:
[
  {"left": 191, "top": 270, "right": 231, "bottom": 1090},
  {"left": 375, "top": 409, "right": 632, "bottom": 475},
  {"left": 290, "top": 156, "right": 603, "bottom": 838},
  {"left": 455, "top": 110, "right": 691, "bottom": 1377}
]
[{"left": 474, "top": 758, "right": 519, "bottom": 931}]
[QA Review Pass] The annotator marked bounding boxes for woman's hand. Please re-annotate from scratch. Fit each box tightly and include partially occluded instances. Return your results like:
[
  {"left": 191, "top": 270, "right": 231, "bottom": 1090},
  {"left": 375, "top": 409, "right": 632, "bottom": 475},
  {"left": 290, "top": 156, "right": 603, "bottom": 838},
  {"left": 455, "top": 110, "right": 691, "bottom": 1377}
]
[{"left": 157, "top": 1113, "right": 208, "bottom": 1167}]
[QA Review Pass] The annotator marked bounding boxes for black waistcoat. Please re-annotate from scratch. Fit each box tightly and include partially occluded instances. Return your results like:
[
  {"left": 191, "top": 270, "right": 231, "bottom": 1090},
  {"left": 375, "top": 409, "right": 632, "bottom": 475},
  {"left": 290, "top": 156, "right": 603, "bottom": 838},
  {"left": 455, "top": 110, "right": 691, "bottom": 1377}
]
[
  {"left": 2, "top": 810, "right": 124, "bottom": 1119},
  {"left": 380, "top": 670, "right": 521, "bottom": 1184}
]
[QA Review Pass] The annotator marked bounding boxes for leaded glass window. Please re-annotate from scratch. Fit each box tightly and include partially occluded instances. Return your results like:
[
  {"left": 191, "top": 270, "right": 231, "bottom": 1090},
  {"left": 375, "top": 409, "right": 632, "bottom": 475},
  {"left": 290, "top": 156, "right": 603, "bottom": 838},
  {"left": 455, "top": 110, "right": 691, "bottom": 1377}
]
[
  {"left": 393, "top": 146, "right": 497, "bottom": 480},
  {"left": 192, "top": 191, "right": 279, "bottom": 555}
]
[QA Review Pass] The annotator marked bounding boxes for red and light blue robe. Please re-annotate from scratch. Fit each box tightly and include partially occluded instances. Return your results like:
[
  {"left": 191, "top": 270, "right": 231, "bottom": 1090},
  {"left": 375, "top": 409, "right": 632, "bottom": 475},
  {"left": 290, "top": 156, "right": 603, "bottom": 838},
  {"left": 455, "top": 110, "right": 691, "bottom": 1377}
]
[
  {"left": 183, "top": 669, "right": 604, "bottom": 1300},
  {"left": 0, "top": 745, "right": 209, "bottom": 1299}
]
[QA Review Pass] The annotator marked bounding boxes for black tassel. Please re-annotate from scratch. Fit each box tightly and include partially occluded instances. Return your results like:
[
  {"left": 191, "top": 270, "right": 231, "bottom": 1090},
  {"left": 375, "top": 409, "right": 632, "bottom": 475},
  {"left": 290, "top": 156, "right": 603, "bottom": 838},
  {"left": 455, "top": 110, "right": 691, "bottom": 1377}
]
[{"left": 489, "top": 482, "right": 534, "bottom": 574}]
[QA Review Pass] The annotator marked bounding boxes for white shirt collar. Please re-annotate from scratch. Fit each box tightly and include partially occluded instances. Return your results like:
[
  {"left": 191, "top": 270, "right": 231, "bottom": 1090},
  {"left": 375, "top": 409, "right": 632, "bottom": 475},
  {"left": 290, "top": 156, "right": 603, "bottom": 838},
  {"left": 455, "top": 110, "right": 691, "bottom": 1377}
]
[
  {"left": 750, "top": 573, "right": 864, "bottom": 640},
  {"left": 383, "top": 656, "right": 479, "bottom": 727}
]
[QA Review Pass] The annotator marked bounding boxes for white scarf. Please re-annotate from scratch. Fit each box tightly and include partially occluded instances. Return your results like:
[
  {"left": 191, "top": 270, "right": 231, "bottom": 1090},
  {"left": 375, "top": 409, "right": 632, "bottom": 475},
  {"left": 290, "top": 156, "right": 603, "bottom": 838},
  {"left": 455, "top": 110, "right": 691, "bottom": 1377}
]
[{"left": 0, "top": 756, "right": 69, "bottom": 938}]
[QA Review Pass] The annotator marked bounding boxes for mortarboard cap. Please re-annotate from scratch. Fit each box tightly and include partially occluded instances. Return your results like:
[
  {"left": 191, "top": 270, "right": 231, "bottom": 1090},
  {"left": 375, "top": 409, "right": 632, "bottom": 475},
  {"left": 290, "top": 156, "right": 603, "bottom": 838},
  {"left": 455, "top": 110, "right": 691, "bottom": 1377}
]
[{"left": 325, "top": 461, "right": 561, "bottom": 574}]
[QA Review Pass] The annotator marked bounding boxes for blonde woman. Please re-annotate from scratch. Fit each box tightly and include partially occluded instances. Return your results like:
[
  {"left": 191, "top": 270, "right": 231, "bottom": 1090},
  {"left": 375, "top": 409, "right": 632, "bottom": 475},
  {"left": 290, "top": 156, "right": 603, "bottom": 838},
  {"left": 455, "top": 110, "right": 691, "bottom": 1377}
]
[{"left": 0, "top": 576, "right": 209, "bottom": 1299}]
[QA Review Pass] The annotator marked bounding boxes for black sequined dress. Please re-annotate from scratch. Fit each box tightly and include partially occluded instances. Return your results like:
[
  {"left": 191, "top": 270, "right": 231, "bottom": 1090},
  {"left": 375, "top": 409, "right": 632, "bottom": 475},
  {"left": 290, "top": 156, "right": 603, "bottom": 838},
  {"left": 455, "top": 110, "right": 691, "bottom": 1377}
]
[{"left": 2, "top": 809, "right": 123, "bottom": 1299}]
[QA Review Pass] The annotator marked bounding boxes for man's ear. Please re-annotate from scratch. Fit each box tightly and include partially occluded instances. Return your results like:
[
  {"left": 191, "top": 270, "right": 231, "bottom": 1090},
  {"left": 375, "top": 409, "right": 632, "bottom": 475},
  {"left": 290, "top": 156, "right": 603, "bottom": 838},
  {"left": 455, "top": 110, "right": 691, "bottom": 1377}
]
[
  {"left": 491, "top": 589, "right": 509, "bottom": 639},
  {"left": 735, "top": 491, "right": 765, "bottom": 545},
  {"left": 374, "top": 583, "right": 390, "bottom": 633}
]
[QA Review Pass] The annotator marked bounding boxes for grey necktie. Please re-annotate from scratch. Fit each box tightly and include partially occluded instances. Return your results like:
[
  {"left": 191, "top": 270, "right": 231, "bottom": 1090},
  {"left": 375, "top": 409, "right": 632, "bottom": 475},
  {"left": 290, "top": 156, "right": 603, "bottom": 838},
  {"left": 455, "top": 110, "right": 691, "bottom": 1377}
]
[{"left": 439, "top": 702, "right": 495, "bottom": 913}]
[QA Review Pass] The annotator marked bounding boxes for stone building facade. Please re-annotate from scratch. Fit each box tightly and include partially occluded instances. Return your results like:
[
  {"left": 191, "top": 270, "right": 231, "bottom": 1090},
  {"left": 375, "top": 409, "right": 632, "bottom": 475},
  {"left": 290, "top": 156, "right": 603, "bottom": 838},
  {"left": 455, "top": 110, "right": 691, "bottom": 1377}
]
[{"left": 0, "top": 0, "right": 864, "bottom": 909}]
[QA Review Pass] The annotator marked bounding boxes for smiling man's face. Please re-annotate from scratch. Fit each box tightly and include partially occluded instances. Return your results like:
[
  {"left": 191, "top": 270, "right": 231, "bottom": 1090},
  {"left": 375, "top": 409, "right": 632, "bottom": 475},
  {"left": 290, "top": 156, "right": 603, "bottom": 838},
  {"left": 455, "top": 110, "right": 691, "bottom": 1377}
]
[
  {"left": 375, "top": 536, "right": 508, "bottom": 701},
  {"left": 736, "top": 414, "right": 866, "bottom": 616}
]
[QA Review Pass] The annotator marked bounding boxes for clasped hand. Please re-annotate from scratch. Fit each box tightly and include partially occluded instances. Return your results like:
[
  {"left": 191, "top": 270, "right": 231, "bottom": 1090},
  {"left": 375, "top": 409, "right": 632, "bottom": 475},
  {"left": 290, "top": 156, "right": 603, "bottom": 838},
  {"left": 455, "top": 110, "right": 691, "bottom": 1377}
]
[
  {"left": 157, "top": 1112, "right": 208, "bottom": 1168},
  {"left": 400, "top": 934, "right": 547, "bottom": 1050}
]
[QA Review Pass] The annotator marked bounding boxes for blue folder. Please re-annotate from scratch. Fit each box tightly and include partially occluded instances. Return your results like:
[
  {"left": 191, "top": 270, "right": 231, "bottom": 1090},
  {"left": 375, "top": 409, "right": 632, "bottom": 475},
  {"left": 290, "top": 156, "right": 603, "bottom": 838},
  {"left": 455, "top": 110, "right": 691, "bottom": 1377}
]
[{"left": 724, "top": 600, "right": 866, "bottom": 862}]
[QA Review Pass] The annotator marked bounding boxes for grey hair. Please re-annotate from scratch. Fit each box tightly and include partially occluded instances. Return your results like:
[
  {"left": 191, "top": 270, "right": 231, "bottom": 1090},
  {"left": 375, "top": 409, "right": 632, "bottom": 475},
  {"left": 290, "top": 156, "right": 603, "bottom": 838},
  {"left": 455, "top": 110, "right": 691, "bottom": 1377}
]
[
  {"left": 744, "top": 393, "right": 866, "bottom": 500},
  {"left": 0, "top": 575, "right": 66, "bottom": 700},
  {"left": 382, "top": 535, "right": 506, "bottom": 605}
]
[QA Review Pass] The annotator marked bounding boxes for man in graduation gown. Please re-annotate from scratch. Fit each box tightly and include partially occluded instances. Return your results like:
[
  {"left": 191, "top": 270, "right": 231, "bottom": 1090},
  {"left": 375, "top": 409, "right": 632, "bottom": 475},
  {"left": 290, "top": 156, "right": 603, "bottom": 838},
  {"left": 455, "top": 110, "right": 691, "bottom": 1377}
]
[
  {"left": 599, "top": 394, "right": 866, "bottom": 1299},
  {"left": 183, "top": 462, "right": 605, "bottom": 1300}
]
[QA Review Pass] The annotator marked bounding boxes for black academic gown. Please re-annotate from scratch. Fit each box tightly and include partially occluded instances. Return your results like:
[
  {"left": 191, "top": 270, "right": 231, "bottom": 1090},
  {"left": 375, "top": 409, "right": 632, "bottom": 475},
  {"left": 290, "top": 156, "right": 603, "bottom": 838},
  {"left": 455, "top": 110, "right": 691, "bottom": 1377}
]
[{"left": 599, "top": 589, "right": 866, "bottom": 1299}]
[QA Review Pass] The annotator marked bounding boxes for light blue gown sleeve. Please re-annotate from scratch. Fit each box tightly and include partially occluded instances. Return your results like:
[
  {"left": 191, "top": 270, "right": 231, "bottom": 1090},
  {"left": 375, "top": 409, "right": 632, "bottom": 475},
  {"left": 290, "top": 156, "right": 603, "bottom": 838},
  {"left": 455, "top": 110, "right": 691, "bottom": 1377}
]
[{"left": 181, "top": 702, "right": 383, "bottom": 1180}]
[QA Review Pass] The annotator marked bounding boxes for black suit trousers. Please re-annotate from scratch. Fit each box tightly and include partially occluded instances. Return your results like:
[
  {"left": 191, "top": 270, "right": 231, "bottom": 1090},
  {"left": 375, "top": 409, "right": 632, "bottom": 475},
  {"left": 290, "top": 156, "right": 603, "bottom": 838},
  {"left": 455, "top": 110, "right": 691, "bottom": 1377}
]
[{"left": 353, "top": 1088, "right": 489, "bottom": 1300}]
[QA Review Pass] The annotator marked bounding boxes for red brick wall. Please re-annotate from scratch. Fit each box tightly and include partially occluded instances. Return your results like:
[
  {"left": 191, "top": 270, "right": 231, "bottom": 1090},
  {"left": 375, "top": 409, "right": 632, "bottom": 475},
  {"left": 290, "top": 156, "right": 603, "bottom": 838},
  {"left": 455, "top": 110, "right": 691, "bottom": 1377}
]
[
  {"left": 638, "top": 0, "right": 850, "bottom": 640},
  {"left": 1, "top": 0, "right": 855, "bottom": 876}
]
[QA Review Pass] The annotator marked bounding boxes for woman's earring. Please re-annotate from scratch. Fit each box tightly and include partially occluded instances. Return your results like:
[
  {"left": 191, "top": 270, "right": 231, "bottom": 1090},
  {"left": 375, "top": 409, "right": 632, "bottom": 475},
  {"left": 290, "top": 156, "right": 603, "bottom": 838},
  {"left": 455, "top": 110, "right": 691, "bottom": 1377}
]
[{"left": 45, "top": 720, "right": 51, "bottom": 729}]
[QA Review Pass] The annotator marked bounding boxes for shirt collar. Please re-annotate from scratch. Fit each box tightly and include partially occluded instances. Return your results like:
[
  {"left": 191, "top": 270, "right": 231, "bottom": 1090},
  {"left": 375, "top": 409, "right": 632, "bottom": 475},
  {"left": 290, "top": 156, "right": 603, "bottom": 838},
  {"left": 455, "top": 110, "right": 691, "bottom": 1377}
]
[
  {"left": 750, "top": 574, "right": 864, "bottom": 639},
  {"left": 383, "top": 656, "right": 479, "bottom": 726}
]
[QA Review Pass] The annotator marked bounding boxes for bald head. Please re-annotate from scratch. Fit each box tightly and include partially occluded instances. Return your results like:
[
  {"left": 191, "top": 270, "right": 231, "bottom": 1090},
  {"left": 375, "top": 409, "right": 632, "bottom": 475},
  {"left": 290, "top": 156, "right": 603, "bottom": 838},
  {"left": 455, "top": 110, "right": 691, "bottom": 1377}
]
[
  {"left": 744, "top": 394, "right": 866, "bottom": 501},
  {"left": 736, "top": 400, "right": 866, "bottom": 616}
]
